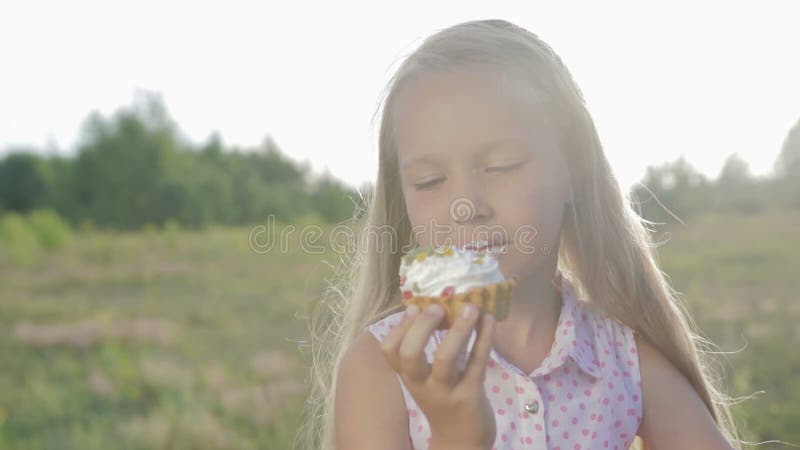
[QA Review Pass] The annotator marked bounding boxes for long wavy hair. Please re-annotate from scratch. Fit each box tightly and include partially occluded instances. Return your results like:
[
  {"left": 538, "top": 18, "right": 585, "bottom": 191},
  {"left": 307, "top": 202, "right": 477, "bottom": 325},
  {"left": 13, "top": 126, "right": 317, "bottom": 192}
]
[{"left": 295, "top": 19, "right": 745, "bottom": 450}]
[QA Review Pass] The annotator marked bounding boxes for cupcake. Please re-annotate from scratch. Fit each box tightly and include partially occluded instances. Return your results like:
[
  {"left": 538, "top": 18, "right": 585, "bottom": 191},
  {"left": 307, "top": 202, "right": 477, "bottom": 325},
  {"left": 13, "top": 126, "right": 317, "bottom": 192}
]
[{"left": 399, "top": 245, "right": 517, "bottom": 329}]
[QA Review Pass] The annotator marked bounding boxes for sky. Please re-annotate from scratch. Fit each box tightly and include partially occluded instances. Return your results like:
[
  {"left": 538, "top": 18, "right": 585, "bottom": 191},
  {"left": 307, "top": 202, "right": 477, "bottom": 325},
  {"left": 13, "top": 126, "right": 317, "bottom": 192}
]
[{"left": 1, "top": 1, "right": 799, "bottom": 192}]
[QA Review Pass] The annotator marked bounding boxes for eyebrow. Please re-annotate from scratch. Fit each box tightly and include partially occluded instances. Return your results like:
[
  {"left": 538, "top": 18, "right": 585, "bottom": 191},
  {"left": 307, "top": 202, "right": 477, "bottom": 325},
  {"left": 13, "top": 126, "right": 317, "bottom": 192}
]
[{"left": 400, "top": 137, "right": 531, "bottom": 170}]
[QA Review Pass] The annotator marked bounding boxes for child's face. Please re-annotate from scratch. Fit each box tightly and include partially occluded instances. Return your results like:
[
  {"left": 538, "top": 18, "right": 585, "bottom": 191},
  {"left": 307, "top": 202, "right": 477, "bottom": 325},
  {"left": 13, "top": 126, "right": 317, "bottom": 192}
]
[{"left": 393, "top": 68, "right": 570, "bottom": 279}]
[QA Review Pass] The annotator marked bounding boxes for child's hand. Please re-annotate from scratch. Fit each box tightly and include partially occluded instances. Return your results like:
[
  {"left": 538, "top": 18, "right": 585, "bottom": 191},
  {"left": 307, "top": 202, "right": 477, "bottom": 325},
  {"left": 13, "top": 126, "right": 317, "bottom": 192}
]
[{"left": 379, "top": 302, "right": 497, "bottom": 450}]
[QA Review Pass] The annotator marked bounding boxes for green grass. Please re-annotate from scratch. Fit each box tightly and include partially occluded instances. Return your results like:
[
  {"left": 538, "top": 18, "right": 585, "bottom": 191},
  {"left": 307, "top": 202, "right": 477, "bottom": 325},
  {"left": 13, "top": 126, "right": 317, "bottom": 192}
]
[
  {"left": 654, "top": 211, "right": 800, "bottom": 448},
  {"left": 0, "top": 223, "right": 333, "bottom": 449},
  {"left": 0, "top": 212, "right": 797, "bottom": 449}
]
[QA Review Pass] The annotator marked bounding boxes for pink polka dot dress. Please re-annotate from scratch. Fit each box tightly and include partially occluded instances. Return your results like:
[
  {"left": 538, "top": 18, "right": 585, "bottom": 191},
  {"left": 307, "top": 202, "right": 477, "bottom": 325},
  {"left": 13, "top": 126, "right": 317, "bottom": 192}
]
[{"left": 363, "top": 273, "right": 643, "bottom": 450}]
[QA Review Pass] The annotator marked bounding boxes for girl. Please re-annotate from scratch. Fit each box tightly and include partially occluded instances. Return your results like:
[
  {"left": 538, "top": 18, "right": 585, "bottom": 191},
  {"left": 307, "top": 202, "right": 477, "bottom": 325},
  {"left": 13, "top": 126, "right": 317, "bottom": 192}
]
[{"left": 298, "top": 19, "right": 743, "bottom": 450}]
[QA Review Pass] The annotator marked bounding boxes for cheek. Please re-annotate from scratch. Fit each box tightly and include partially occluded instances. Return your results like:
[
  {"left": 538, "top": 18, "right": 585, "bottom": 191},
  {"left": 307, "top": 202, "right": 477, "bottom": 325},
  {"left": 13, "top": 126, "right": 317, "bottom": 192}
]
[
  {"left": 498, "top": 194, "right": 565, "bottom": 279},
  {"left": 404, "top": 192, "right": 427, "bottom": 223},
  {"left": 507, "top": 178, "right": 565, "bottom": 241},
  {"left": 404, "top": 192, "right": 441, "bottom": 243}
]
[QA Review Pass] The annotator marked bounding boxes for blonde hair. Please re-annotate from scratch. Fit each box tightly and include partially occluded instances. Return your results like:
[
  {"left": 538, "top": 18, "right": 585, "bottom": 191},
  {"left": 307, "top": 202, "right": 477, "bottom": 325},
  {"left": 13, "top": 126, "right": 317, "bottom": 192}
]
[{"left": 295, "top": 19, "right": 745, "bottom": 450}]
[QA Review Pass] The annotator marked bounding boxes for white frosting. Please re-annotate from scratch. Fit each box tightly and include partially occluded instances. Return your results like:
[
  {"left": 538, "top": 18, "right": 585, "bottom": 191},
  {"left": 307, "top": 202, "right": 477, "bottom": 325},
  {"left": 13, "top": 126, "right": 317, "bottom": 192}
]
[{"left": 399, "top": 245, "right": 506, "bottom": 297}]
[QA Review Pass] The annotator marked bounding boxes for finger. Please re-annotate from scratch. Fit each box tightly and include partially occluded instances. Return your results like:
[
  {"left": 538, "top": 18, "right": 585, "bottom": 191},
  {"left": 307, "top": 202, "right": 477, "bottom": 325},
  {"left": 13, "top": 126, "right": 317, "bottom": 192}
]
[
  {"left": 379, "top": 304, "right": 420, "bottom": 373},
  {"left": 429, "top": 302, "right": 479, "bottom": 386},
  {"left": 398, "top": 303, "right": 445, "bottom": 383},
  {"left": 462, "top": 311, "right": 496, "bottom": 384}
]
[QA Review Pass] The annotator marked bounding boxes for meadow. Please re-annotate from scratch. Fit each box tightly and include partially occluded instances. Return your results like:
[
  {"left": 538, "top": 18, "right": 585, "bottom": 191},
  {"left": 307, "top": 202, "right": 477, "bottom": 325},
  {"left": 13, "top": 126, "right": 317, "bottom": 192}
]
[{"left": 0, "top": 211, "right": 797, "bottom": 449}]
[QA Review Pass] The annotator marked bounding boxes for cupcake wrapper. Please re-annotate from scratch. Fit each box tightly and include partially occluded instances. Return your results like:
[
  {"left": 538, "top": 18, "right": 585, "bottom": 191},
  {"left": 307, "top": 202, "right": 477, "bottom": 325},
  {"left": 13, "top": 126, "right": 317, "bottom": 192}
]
[{"left": 402, "top": 276, "right": 517, "bottom": 329}]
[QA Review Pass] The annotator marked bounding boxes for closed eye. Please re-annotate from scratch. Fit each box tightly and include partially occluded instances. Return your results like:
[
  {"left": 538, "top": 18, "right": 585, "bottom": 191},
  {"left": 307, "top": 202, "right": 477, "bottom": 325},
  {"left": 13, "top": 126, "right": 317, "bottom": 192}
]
[
  {"left": 414, "top": 177, "right": 445, "bottom": 190},
  {"left": 486, "top": 161, "right": 524, "bottom": 173}
]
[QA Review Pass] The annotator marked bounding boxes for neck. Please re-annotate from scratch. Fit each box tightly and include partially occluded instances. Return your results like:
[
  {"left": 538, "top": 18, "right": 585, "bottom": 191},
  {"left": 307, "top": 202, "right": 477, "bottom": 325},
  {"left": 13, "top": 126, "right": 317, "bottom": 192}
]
[{"left": 495, "top": 262, "right": 562, "bottom": 350}]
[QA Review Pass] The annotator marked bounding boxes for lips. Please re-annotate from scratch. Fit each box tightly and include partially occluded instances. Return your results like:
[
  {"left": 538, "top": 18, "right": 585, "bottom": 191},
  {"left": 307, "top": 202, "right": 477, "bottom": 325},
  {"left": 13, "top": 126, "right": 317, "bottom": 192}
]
[{"left": 463, "top": 239, "right": 508, "bottom": 254}]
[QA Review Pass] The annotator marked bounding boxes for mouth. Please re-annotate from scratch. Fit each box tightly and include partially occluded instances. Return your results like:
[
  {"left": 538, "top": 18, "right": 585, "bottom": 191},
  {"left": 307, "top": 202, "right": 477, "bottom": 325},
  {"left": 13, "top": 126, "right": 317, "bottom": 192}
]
[{"left": 463, "top": 239, "right": 508, "bottom": 254}]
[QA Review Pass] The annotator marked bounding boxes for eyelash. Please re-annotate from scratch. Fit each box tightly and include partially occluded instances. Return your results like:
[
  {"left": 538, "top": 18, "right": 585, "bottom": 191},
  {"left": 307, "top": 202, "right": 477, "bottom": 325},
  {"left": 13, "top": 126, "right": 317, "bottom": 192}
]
[
  {"left": 413, "top": 162, "right": 524, "bottom": 190},
  {"left": 486, "top": 161, "right": 524, "bottom": 173},
  {"left": 414, "top": 178, "right": 444, "bottom": 190}
]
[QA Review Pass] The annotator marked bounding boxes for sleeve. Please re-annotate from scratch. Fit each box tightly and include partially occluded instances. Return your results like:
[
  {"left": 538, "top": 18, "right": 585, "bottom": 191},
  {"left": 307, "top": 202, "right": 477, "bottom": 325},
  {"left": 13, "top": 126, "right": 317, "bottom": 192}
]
[{"left": 609, "top": 318, "right": 644, "bottom": 431}]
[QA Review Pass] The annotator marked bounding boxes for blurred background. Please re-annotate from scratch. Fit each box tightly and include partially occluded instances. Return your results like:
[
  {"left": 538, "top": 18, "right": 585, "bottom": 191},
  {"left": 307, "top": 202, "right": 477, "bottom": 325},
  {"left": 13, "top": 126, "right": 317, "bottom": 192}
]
[{"left": 1, "top": 1, "right": 799, "bottom": 449}]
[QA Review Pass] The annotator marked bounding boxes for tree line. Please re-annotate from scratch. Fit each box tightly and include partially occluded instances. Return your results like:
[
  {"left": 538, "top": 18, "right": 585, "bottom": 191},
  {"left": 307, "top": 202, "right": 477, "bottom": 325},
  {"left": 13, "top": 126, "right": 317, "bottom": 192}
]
[
  {"left": 0, "top": 93, "right": 363, "bottom": 230},
  {"left": 631, "top": 116, "right": 800, "bottom": 224}
]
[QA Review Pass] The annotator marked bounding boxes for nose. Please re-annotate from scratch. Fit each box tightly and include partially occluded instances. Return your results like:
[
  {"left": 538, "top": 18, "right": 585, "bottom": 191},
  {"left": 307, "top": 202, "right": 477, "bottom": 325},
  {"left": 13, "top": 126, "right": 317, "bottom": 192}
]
[{"left": 449, "top": 171, "right": 493, "bottom": 224}]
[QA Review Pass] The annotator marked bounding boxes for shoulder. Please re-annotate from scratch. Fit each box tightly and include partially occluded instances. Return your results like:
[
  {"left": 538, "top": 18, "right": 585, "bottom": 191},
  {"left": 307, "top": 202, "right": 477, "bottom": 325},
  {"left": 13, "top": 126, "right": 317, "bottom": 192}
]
[
  {"left": 634, "top": 334, "right": 734, "bottom": 450},
  {"left": 335, "top": 327, "right": 412, "bottom": 450}
]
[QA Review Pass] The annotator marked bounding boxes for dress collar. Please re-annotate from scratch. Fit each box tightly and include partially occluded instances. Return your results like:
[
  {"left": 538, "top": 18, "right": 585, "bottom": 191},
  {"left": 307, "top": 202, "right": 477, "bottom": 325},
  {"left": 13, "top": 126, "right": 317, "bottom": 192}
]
[
  {"left": 434, "top": 272, "right": 601, "bottom": 379},
  {"left": 535, "top": 273, "right": 602, "bottom": 379}
]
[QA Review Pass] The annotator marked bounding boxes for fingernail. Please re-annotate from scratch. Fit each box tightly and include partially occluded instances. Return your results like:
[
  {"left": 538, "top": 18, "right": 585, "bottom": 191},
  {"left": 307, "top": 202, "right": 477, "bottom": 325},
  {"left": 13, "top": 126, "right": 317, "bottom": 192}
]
[
  {"left": 426, "top": 304, "right": 444, "bottom": 316},
  {"left": 405, "top": 304, "right": 419, "bottom": 318},
  {"left": 461, "top": 303, "right": 475, "bottom": 319}
]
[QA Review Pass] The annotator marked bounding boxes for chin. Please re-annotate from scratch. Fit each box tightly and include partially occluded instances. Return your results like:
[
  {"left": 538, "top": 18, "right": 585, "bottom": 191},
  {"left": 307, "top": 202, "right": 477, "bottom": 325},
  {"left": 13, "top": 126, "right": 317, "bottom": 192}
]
[{"left": 504, "top": 250, "right": 550, "bottom": 279}]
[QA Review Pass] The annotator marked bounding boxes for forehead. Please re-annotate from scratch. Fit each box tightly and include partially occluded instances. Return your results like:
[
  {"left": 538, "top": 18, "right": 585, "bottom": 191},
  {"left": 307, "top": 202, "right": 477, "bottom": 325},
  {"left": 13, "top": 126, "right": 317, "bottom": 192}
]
[{"left": 392, "top": 68, "right": 557, "bottom": 167}]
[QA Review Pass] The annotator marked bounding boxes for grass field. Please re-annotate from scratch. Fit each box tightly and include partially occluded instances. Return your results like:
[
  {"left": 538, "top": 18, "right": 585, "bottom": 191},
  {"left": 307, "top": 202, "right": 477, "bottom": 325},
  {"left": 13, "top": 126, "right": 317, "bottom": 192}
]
[{"left": 0, "top": 212, "right": 797, "bottom": 449}]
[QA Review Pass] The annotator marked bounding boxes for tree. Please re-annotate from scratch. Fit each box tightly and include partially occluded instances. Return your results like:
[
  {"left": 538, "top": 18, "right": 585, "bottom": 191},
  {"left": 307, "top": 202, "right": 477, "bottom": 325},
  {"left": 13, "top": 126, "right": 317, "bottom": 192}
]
[
  {"left": 714, "top": 153, "right": 762, "bottom": 214},
  {"left": 73, "top": 91, "right": 180, "bottom": 229},
  {"left": 631, "top": 156, "right": 711, "bottom": 224},
  {"left": 307, "top": 170, "right": 358, "bottom": 223},
  {"left": 775, "top": 115, "right": 800, "bottom": 178},
  {"left": 0, "top": 151, "right": 51, "bottom": 213},
  {"left": 773, "top": 115, "right": 800, "bottom": 208}
]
